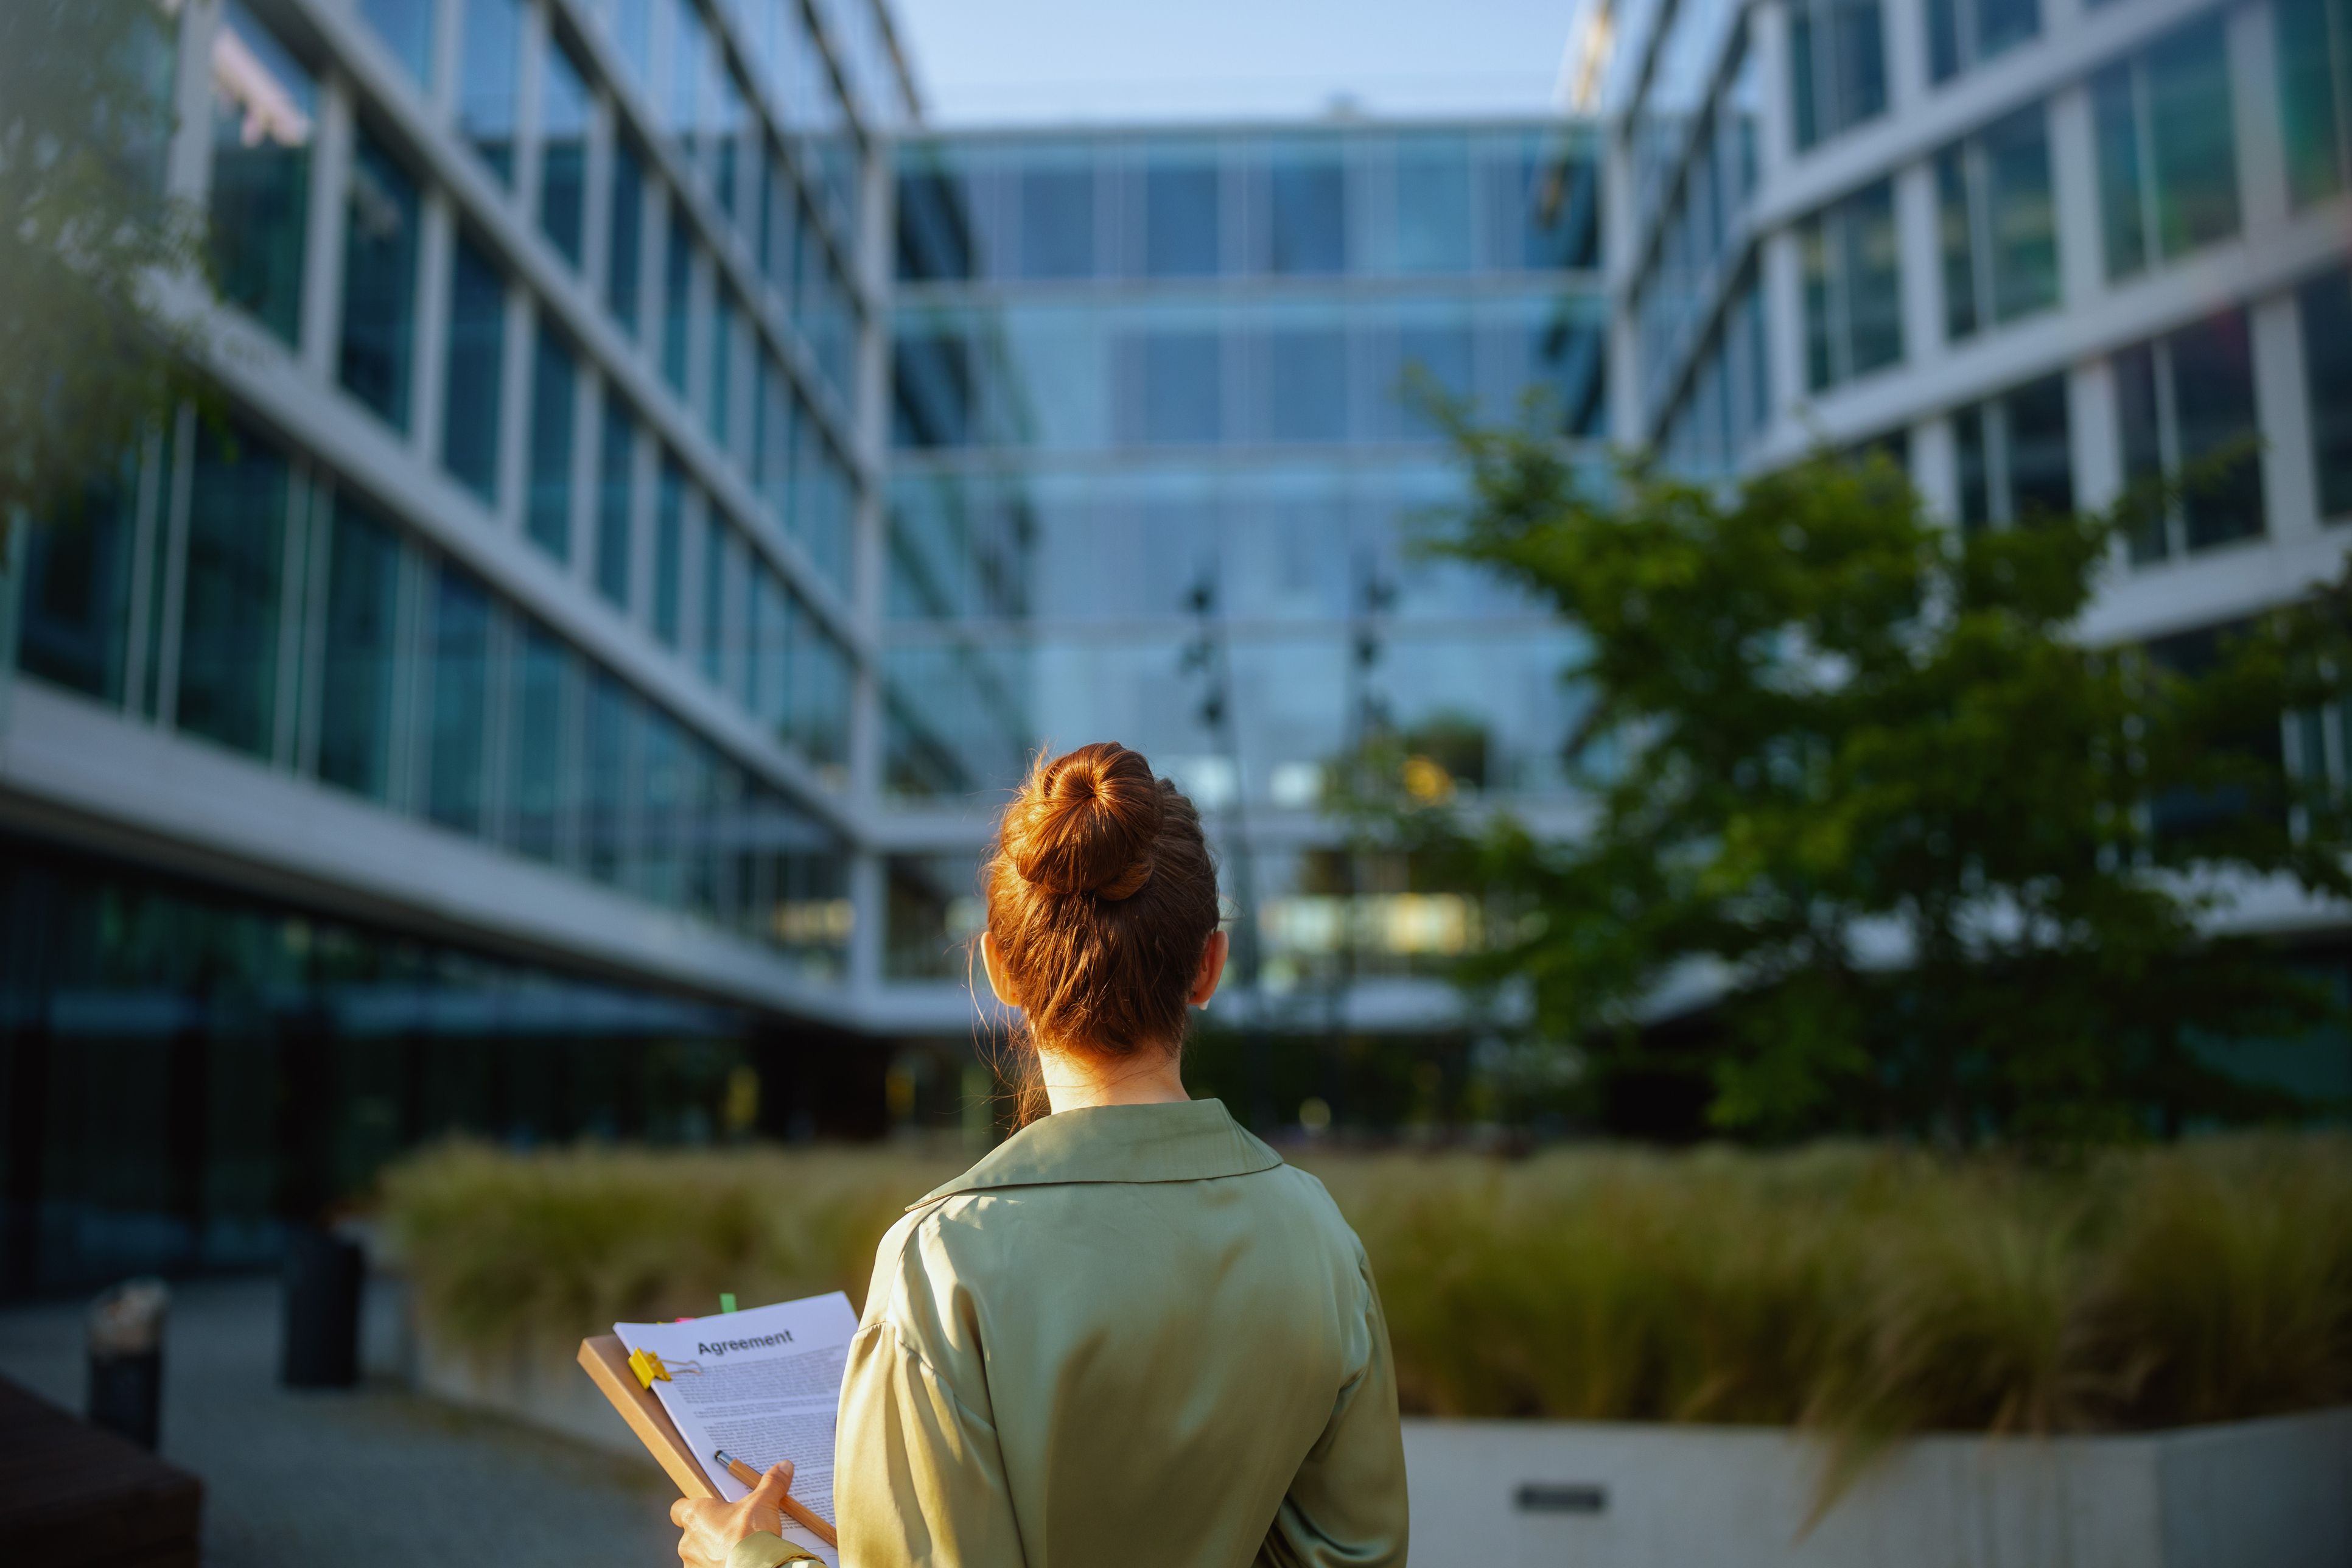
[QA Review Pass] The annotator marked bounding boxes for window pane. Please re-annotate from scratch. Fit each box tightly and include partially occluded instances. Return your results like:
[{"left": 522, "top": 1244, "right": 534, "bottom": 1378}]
[
  {"left": 19, "top": 464, "right": 137, "bottom": 702},
  {"left": 1978, "top": 0, "right": 2040, "bottom": 61},
  {"left": 709, "top": 290, "right": 735, "bottom": 453},
  {"left": 426, "top": 562, "right": 492, "bottom": 833},
  {"left": 757, "top": 352, "right": 795, "bottom": 514},
  {"left": 1936, "top": 147, "right": 1979, "bottom": 341},
  {"left": 1395, "top": 138, "right": 1472, "bottom": 273},
  {"left": 584, "top": 671, "right": 630, "bottom": 884},
  {"left": 597, "top": 392, "right": 635, "bottom": 609},
  {"left": 175, "top": 422, "right": 287, "bottom": 758},
  {"left": 317, "top": 492, "right": 402, "bottom": 800},
  {"left": 540, "top": 34, "right": 591, "bottom": 266},
  {"left": 359, "top": 0, "right": 435, "bottom": 87},
  {"left": 608, "top": 138, "right": 645, "bottom": 335},
  {"left": 458, "top": 0, "right": 521, "bottom": 183},
  {"left": 1394, "top": 321, "right": 1473, "bottom": 438},
  {"left": 442, "top": 236, "right": 507, "bottom": 503},
  {"left": 1956, "top": 404, "right": 1990, "bottom": 528},
  {"left": 1833, "top": 0, "right": 1887, "bottom": 130},
  {"left": 2091, "top": 63, "right": 2145, "bottom": 280},
  {"left": 1928, "top": 0, "right": 1961, "bottom": 83},
  {"left": 1144, "top": 163, "right": 1220, "bottom": 278},
  {"left": 1020, "top": 164, "right": 1094, "bottom": 279},
  {"left": 1801, "top": 215, "right": 1835, "bottom": 390},
  {"left": 2114, "top": 341, "right": 2167, "bottom": 562},
  {"left": 2277, "top": 0, "right": 2348, "bottom": 205},
  {"left": 1267, "top": 329, "right": 1347, "bottom": 443},
  {"left": 527, "top": 326, "right": 578, "bottom": 560},
  {"left": 508, "top": 621, "right": 572, "bottom": 864},
  {"left": 700, "top": 520, "right": 728, "bottom": 684},
  {"left": 209, "top": 2, "right": 316, "bottom": 346},
  {"left": 2169, "top": 310, "right": 2263, "bottom": 551},
  {"left": 1267, "top": 158, "right": 1346, "bottom": 275},
  {"left": 1535, "top": 313, "right": 1608, "bottom": 436},
  {"left": 796, "top": 426, "right": 855, "bottom": 593},
  {"left": 340, "top": 128, "right": 421, "bottom": 429},
  {"left": 1792, "top": 7, "right": 1822, "bottom": 148},
  {"left": 1842, "top": 181, "right": 1902, "bottom": 377},
  {"left": 2146, "top": 18, "right": 2240, "bottom": 257},
  {"left": 2006, "top": 372, "right": 2074, "bottom": 520},
  {"left": 667, "top": 0, "right": 709, "bottom": 160},
  {"left": 1137, "top": 331, "right": 1221, "bottom": 444},
  {"left": 654, "top": 457, "right": 686, "bottom": 646},
  {"left": 2301, "top": 267, "right": 2352, "bottom": 518},
  {"left": 663, "top": 216, "right": 693, "bottom": 393},
  {"left": 1983, "top": 103, "right": 2056, "bottom": 323}
]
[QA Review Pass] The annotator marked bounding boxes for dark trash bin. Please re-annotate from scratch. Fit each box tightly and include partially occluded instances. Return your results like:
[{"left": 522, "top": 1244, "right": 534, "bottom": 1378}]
[
  {"left": 281, "top": 1228, "right": 365, "bottom": 1388},
  {"left": 86, "top": 1278, "right": 169, "bottom": 1449}
]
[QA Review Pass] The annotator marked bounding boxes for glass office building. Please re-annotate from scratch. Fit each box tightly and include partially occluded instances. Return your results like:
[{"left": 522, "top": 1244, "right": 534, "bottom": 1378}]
[
  {"left": 0, "top": 0, "right": 914, "bottom": 1293},
  {"left": 880, "top": 122, "right": 1607, "bottom": 1046}
]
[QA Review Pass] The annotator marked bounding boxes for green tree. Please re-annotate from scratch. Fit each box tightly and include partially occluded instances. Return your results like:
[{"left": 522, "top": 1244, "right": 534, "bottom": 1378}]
[
  {"left": 0, "top": 1, "right": 206, "bottom": 547},
  {"left": 1360, "top": 430, "right": 2352, "bottom": 1144}
]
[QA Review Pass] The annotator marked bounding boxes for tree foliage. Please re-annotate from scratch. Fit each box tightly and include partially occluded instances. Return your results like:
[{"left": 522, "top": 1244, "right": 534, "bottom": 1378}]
[
  {"left": 0, "top": 1, "right": 207, "bottom": 545},
  {"left": 1359, "top": 425, "right": 2352, "bottom": 1144}
]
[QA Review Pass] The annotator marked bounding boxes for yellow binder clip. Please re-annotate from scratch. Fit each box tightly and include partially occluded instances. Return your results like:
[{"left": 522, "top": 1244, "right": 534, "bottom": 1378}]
[{"left": 629, "top": 1346, "right": 671, "bottom": 1388}]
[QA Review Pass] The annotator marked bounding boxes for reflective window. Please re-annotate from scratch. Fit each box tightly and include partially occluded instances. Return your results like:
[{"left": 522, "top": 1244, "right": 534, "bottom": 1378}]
[
  {"left": 709, "top": 289, "right": 736, "bottom": 454},
  {"left": 2278, "top": 0, "right": 2352, "bottom": 206},
  {"left": 715, "top": 66, "right": 751, "bottom": 219},
  {"left": 2300, "top": 265, "right": 2352, "bottom": 519},
  {"left": 1394, "top": 137, "right": 1472, "bottom": 274},
  {"left": 18, "top": 463, "right": 137, "bottom": 703},
  {"left": 1021, "top": 162, "right": 1095, "bottom": 280},
  {"left": 1483, "top": 147, "right": 1598, "bottom": 271},
  {"left": 609, "top": 136, "right": 646, "bottom": 337},
  {"left": 175, "top": 422, "right": 287, "bottom": 760},
  {"left": 1937, "top": 102, "right": 2057, "bottom": 343},
  {"left": 540, "top": 33, "right": 592, "bottom": 267},
  {"left": 793, "top": 614, "right": 852, "bottom": 776},
  {"left": 701, "top": 520, "right": 730, "bottom": 684},
  {"left": 668, "top": 0, "right": 709, "bottom": 161},
  {"left": 762, "top": 141, "right": 797, "bottom": 294},
  {"left": 1391, "top": 316, "right": 1475, "bottom": 439},
  {"left": 426, "top": 562, "right": 492, "bottom": 834},
  {"left": 612, "top": 0, "right": 651, "bottom": 91},
  {"left": 755, "top": 351, "right": 795, "bottom": 517},
  {"left": 663, "top": 214, "right": 694, "bottom": 393},
  {"left": 1143, "top": 161, "right": 1220, "bottom": 278},
  {"left": 1263, "top": 155, "right": 1345, "bottom": 276},
  {"left": 1130, "top": 331, "right": 1222, "bottom": 444},
  {"left": 1265, "top": 329, "right": 1348, "bottom": 443},
  {"left": 441, "top": 235, "right": 508, "bottom": 503},
  {"left": 1955, "top": 373, "right": 2071, "bottom": 531},
  {"left": 897, "top": 155, "right": 976, "bottom": 282},
  {"left": 2094, "top": 16, "right": 2239, "bottom": 281},
  {"left": 359, "top": 0, "right": 435, "bottom": 88},
  {"left": 1790, "top": 0, "right": 1886, "bottom": 150},
  {"left": 1799, "top": 179, "right": 1902, "bottom": 390},
  {"left": 583, "top": 669, "right": 631, "bottom": 884},
  {"left": 796, "top": 425, "right": 855, "bottom": 592},
  {"left": 317, "top": 490, "right": 402, "bottom": 801},
  {"left": 2116, "top": 309, "right": 2263, "bottom": 562},
  {"left": 654, "top": 455, "right": 687, "bottom": 646},
  {"left": 508, "top": 621, "right": 574, "bottom": 864},
  {"left": 340, "top": 127, "right": 421, "bottom": 430},
  {"left": 527, "top": 324, "right": 578, "bottom": 561},
  {"left": 458, "top": 0, "right": 522, "bottom": 184},
  {"left": 208, "top": 2, "right": 315, "bottom": 347},
  {"left": 597, "top": 391, "right": 635, "bottom": 609},
  {"left": 1529, "top": 308, "right": 1609, "bottom": 437},
  {"left": 1927, "top": 0, "right": 2037, "bottom": 84}
]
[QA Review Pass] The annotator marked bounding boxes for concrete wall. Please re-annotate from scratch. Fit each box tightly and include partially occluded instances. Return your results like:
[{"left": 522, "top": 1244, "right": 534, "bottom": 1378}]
[{"left": 1402, "top": 1412, "right": 2352, "bottom": 1568}]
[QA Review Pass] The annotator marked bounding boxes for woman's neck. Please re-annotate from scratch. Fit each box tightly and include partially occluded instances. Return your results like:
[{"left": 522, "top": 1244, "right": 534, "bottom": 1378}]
[{"left": 1034, "top": 1041, "right": 1188, "bottom": 1114}]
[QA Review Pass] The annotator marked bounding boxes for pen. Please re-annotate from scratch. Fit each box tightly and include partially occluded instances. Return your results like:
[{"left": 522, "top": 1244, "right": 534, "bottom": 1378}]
[{"left": 714, "top": 1449, "right": 839, "bottom": 1549}]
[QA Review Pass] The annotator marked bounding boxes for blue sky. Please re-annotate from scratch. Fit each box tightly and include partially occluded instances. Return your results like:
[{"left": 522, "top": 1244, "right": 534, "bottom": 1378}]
[{"left": 889, "top": 0, "right": 1576, "bottom": 125}]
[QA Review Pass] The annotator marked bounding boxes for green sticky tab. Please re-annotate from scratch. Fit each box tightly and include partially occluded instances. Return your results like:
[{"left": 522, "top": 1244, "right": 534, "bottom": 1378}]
[{"left": 719, "top": 1293, "right": 737, "bottom": 1314}]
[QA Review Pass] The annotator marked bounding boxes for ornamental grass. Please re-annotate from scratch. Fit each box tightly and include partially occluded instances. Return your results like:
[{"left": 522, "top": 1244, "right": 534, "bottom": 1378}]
[{"left": 379, "top": 1132, "right": 2352, "bottom": 1443}]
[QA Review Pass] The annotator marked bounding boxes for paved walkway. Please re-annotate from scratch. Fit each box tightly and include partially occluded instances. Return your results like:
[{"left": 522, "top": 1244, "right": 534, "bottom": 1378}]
[{"left": 0, "top": 1277, "right": 677, "bottom": 1568}]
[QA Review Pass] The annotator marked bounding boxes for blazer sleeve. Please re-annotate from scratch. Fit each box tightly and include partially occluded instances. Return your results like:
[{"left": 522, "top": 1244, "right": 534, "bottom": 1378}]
[
  {"left": 835, "top": 1315, "right": 1026, "bottom": 1568},
  {"left": 1258, "top": 1256, "right": 1410, "bottom": 1568}
]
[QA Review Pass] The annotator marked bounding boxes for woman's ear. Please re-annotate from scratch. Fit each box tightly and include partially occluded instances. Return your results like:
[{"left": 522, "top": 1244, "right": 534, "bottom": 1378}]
[
  {"left": 979, "top": 931, "right": 1022, "bottom": 1009},
  {"left": 1188, "top": 929, "right": 1229, "bottom": 1008}
]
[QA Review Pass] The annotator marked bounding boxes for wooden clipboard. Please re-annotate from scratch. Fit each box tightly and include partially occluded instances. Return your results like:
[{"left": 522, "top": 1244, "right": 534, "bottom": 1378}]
[{"left": 578, "top": 1334, "right": 840, "bottom": 1549}]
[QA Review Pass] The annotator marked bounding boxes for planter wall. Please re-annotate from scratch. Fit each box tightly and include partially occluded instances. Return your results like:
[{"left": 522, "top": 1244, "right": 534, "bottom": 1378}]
[
  {"left": 1402, "top": 1412, "right": 2352, "bottom": 1568},
  {"left": 405, "top": 1323, "right": 2350, "bottom": 1567}
]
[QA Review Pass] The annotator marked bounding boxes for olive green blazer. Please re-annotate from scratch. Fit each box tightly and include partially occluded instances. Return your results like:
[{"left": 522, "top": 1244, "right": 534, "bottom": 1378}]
[{"left": 832, "top": 1098, "right": 1407, "bottom": 1567}]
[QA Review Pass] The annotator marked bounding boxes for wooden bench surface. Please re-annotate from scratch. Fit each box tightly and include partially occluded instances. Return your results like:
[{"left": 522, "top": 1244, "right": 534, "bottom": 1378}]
[{"left": 0, "top": 1374, "right": 203, "bottom": 1568}]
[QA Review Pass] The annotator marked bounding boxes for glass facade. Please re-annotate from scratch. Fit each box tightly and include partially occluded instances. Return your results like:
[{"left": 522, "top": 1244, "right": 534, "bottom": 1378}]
[
  {"left": 2300, "top": 265, "right": 2352, "bottom": 521},
  {"left": 2117, "top": 309, "right": 2265, "bottom": 562},
  {"left": 442, "top": 235, "right": 509, "bottom": 503},
  {"left": 1790, "top": 0, "right": 1888, "bottom": 150},
  {"left": 541, "top": 30, "right": 592, "bottom": 267},
  {"left": 1927, "top": 0, "right": 2039, "bottom": 82},
  {"left": 2093, "top": 16, "right": 2241, "bottom": 281},
  {"left": 1937, "top": 103, "right": 2057, "bottom": 342},
  {"left": 885, "top": 122, "right": 1605, "bottom": 984},
  {"left": 1955, "top": 373, "right": 2073, "bottom": 530},
  {"left": 2280, "top": 0, "right": 2352, "bottom": 206},
  {"left": 458, "top": 0, "right": 523, "bottom": 184},
  {"left": 340, "top": 127, "right": 423, "bottom": 431}
]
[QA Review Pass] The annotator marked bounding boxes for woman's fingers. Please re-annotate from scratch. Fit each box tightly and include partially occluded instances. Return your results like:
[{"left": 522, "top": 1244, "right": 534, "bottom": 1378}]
[{"left": 747, "top": 1461, "right": 796, "bottom": 1508}]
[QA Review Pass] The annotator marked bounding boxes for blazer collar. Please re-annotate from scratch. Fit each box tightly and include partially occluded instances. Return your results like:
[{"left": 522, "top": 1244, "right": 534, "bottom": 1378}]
[{"left": 911, "top": 1099, "right": 1283, "bottom": 1210}]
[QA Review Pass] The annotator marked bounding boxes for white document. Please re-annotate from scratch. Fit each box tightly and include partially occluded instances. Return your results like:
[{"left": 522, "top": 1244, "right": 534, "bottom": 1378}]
[{"left": 615, "top": 1292, "right": 861, "bottom": 1568}]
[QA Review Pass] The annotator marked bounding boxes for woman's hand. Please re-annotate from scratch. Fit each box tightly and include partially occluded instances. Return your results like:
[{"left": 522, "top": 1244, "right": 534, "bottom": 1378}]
[{"left": 672, "top": 1461, "right": 796, "bottom": 1568}]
